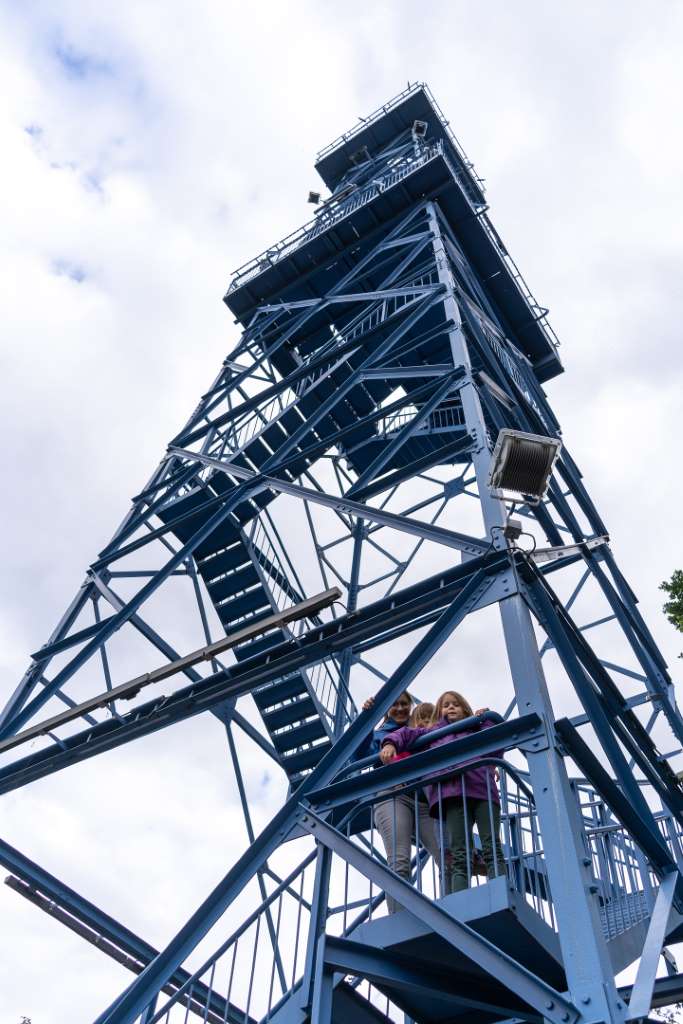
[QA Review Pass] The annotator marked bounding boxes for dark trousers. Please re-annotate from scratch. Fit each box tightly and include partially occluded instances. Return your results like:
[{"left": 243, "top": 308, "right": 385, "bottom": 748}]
[{"left": 444, "top": 797, "right": 503, "bottom": 893}]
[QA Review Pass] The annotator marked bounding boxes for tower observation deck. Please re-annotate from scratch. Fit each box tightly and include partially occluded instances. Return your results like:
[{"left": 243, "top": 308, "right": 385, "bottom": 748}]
[{"left": 2, "top": 83, "right": 682, "bottom": 1024}]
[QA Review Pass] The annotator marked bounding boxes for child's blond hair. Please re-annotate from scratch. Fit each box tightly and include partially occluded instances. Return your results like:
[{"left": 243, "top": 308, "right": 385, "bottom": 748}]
[{"left": 409, "top": 702, "right": 434, "bottom": 727}]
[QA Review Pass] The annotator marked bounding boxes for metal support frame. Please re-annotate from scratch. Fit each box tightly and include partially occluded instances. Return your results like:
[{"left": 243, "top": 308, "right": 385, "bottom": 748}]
[
  {"left": 300, "top": 810, "right": 577, "bottom": 1024},
  {"left": 3, "top": 84, "right": 681, "bottom": 1024}
]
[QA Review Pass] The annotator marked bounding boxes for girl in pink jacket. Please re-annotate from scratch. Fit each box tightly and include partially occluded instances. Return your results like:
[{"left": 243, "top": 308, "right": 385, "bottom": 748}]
[{"left": 381, "top": 690, "right": 503, "bottom": 894}]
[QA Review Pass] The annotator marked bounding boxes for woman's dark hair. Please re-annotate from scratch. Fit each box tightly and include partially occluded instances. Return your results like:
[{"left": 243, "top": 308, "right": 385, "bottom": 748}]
[{"left": 383, "top": 691, "right": 413, "bottom": 722}]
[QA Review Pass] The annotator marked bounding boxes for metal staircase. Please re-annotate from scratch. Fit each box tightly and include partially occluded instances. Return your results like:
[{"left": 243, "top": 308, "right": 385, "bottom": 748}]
[{"left": 2, "top": 82, "right": 682, "bottom": 1024}]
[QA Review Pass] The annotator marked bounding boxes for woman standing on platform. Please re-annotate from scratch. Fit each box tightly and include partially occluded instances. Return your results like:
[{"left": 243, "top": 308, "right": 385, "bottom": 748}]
[{"left": 358, "top": 693, "right": 442, "bottom": 913}]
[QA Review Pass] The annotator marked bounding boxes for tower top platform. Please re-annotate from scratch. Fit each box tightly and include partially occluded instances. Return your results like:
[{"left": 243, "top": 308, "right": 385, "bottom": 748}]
[
  {"left": 314, "top": 82, "right": 486, "bottom": 206},
  {"left": 225, "top": 84, "right": 563, "bottom": 383}
]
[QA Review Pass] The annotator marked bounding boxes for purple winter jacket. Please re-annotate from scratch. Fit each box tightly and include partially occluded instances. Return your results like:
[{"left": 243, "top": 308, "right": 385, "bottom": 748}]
[{"left": 383, "top": 716, "right": 501, "bottom": 815}]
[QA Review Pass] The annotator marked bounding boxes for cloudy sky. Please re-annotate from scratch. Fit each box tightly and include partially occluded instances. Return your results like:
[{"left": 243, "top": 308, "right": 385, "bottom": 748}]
[{"left": 1, "top": 2, "right": 682, "bottom": 1021}]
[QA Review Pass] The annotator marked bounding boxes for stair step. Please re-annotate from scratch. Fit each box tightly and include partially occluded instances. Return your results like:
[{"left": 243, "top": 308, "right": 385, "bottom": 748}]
[
  {"left": 206, "top": 563, "right": 261, "bottom": 601},
  {"left": 280, "top": 407, "right": 305, "bottom": 434},
  {"left": 233, "top": 496, "right": 263, "bottom": 524},
  {"left": 351, "top": 876, "right": 565, "bottom": 1007},
  {"left": 280, "top": 740, "right": 332, "bottom": 775},
  {"left": 262, "top": 695, "right": 317, "bottom": 730},
  {"left": 198, "top": 541, "right": 251, "bottom": 577},
  {"left": 217, "top": 587, "right": 271, "bottom": 626},
  {"left": 243, "top": 437, "right": 271, "bottom": 467},
  {"left": 194, "top": 522, "right": 241, "bottom": 560},
  {"left": 253, "top": 674, "right": 309, "bottom": 709},
  {"left": 271, "top": 717, "right": 327, "bottom": 754},
  {"left": 262, "top": 421, "right": 290, "bottom": 452},
  {"left": 234, "top": 630, "right": 285, "bottom": 663},
  {"left": 157, "top": 487, "right": 241, "bottom": 559}
]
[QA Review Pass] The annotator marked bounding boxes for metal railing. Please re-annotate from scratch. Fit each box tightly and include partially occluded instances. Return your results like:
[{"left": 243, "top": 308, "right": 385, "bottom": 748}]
[
  {"left": 135, "top": 852, "right": 318, "bottom": 1024},
  {"left": 377, "top": 400, "right": 465, "bottom": 438},
  {"left": 314, "top": 81, "right": 486, "bottom": 203},
  {"left": 248, "top": 515, "right": 353, "bottom": 733},
  {"left": 227, "top": 143, "right": 443, "bottom": 293},
  {"left": 130, "top": 747, "right": 679, "bottom": 1024}
]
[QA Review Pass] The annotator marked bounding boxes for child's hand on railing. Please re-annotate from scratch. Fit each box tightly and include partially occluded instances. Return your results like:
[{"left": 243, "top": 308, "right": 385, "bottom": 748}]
[
  {"left": 362, "top": 696, "right": 375, "bottom": 712},
  {"left": 475, "top": 707, "right": 490, "bottom": 716},
  {"left": 380, "top": 744, "right": 397, "bottom": 764}
]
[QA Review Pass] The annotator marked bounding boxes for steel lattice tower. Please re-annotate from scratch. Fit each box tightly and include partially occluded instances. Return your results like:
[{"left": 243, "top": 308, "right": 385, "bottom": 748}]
[{"left": 3, "top": 84, "right": 683, "bottom": 1024}]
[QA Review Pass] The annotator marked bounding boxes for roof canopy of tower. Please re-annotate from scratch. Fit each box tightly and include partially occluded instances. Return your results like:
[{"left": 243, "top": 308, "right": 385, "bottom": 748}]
[
  {"left": 225, "top": 86, "right": 563, "bottom": 384},
  {"left": 314, "top": 83, "right": 486, "bottom": 206}
]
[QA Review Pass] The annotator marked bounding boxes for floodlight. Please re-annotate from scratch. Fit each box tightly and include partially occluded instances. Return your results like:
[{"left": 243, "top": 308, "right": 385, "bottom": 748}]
[
  {"left": 412, "top": 119, "right": 428, "bottom": 139},
  {"left": 307, "top": 191, "right": 321, "bottom": 205},
  {"left": 349, "top": 146, "right": 371, "bottom": 166},
  {"left": 488, "top": 429, "right": 562, "bottom": 503}
]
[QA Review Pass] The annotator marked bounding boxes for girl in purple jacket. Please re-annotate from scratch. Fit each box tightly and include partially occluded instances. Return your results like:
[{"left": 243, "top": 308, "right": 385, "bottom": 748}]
[{"left": 380, "top": 690, "right": 503, "bottom": 894}]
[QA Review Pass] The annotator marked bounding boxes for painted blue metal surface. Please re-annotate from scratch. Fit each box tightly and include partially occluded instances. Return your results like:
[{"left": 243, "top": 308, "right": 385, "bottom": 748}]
[{"left": 2, "top": 84, "right": 682, "bottom": 1024}]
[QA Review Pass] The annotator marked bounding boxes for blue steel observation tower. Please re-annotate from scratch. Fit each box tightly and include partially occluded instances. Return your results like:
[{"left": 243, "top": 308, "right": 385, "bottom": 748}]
[{"left": 2, "top": 83, "right": 683, "bottom": 1024}]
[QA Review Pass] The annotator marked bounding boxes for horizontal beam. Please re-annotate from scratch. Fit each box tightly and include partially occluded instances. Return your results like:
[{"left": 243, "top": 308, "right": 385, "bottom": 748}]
[
  {"left": 0, "top": 556, "right": 508, "bottom": 794},
  {"left": 620, "top": 971, "right": 683, "bottom": 1010},
  {"left": 531, "top": 534, "right": 609, "bottom": 566},
  {"left": 0, "top": 837, "right": 247, "bottom": 1023},
  {"left": 0, "top": 589, "right": 340, "bottom": 758},
  {"left": 169, "top": 447, "right": 488, "bottom": 557},
  {"left": 306, "top": 713, "right": 542, "bottom": 810},
  {"left": 360, "top": 365, "right": 454, "bottom": 378}
]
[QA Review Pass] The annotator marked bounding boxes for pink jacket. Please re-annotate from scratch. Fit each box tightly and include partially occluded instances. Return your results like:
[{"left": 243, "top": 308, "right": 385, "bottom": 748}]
[{"left": 383, "top": 716, "right": 501, "bottom": 813}]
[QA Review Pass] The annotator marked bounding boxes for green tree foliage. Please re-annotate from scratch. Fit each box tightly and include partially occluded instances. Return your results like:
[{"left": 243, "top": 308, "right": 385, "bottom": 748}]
[
  {"left": 653, "top": 1005, "right": 683, "bottom": 1024},
  {"left": 661, "top": 570, "right": 683, "bottom": 658}
]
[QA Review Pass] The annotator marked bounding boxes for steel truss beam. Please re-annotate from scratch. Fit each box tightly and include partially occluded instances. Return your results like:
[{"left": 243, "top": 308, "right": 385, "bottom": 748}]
[
  {"left": 0, "top": 589, "right": 340, "bottom": 758},
  {"left": 4, "top": 93, "right": 682, "bottom": 1024},
  {"left": 169, "top": 444, "right": 486, "bottom": 557},
  {"left": 321, "top": 936, "right": 539, "bottom": 1021},
  {"left": 93, "top": 571, "right": 494, "bottom": 1023},
  {"left": 0, "top": 556, "right": 509, "bottom": 795}
]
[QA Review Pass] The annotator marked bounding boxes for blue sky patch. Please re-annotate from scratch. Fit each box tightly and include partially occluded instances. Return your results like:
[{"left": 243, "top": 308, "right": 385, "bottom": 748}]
[
  {"left": 54, "top": 42, "right": 112, "bottom": 80},
  {"left": 52, "top": 258, "right": 87, "bottom": 283}
]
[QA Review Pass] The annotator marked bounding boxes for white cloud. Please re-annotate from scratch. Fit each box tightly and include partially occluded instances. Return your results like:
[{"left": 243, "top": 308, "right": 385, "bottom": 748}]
[{"left": 1, "top": 2, "right": 682, "bottom": 1020}]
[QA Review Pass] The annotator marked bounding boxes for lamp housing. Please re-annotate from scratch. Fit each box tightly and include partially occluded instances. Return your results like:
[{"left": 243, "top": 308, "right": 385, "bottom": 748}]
[{"left": 488, "top": 429, "right": 562, "bottom": 503}]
